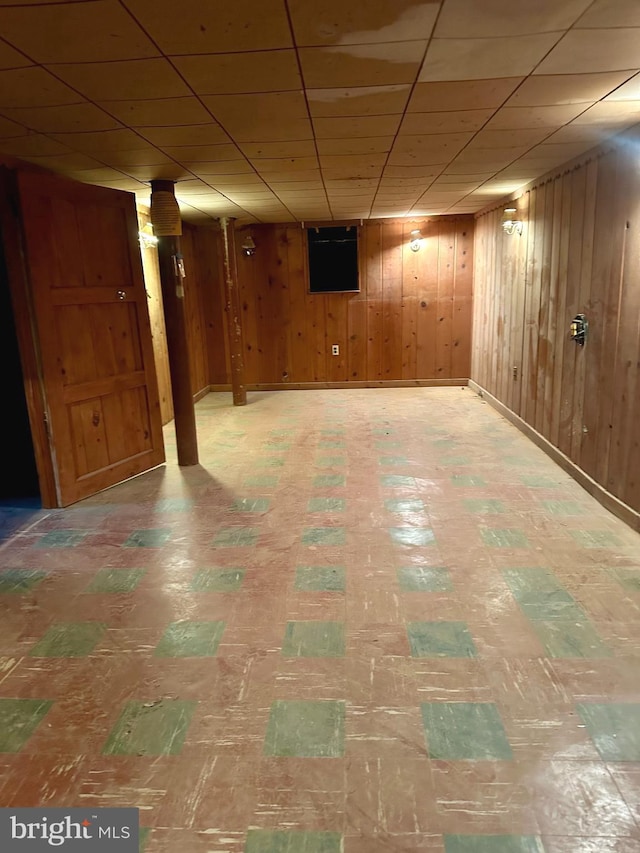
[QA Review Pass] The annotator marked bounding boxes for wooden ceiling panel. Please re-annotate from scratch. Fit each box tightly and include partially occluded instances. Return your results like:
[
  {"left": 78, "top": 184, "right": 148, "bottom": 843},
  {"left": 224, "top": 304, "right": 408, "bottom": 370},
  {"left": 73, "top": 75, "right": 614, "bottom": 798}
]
[
  {"left": 100, "top": 98, "right": 212, "bottom": 128},
  {"left": 239, "top": 140, "right": 317, "bottom": 159},
  {"left": 300, "top": 41, "right": 427, "bottom": 88},
  {"left": 420, "top": 34, "right": 560, "bottom": 82},
  {"left": 173, "top": 51, "right": 302, "bottom": 95},
  {"left": 506, "top": 72, "right": 633, "bottom": 106},
  {"left": 435, "top": 0, "right": 591, "bottom": 37},
  {"left": 51, "top": 59, "right": 191, "bottom": 101},
  {"left": 122, "top": 0, "right": 292, "bottom": 54},
  {"left": 1, "top": 102, "right": 122, "bottom": 134},
  {"left": 139, "top": 124, "right": 231, "bottom": 147},
  {"left": 0, "top": 1, "right": 159, "bottom": 63},
  {"left": 484, "top": 103, "right": 588, "bottom": 130},
  {"left": 307, "top": 85, "right": 411, "bottom": 117},
  {"left": 316, "top": 137, "right": 393, "bottom": 156},
  {"left": 408, "top": 78, "right": 522, "bottom": 111},
  {"left": 313, "top": 114, "right": 400, "bottom": 138},
  {"left": 576, "top": 0, "right": 640, "bottom": 28},
  {"left": 0, "top": 67, "right": 79, "bottom": 108},
  {"left": 534, "top": 29, "right": 640, "bottom": 74},
  {"left": 400, "top": 109, "right": 493, "bottom": 135}
]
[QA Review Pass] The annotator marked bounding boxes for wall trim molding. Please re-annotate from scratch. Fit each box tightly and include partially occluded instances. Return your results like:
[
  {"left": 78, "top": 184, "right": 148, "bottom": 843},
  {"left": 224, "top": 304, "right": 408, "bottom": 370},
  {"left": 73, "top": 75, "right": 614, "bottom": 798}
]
[
  {"left": 469, "top": 380, "right": 640, "bottom": 533},
  {"left": 209, "top": 379, "right": 469, "bottom": 392},
  {"left": 193, "top": 386, "right": 210, "bottom": 403}
]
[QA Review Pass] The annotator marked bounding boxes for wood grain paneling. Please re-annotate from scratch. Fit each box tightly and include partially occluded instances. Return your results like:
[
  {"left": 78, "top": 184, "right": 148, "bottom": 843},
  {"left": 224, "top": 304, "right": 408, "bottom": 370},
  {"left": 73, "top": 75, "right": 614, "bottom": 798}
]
[
  {"left": 472, "top": 130, "right": 640, "bottom": 516},
  {"left": 228, "top": 217, "right": 473, "bottom": 387}
]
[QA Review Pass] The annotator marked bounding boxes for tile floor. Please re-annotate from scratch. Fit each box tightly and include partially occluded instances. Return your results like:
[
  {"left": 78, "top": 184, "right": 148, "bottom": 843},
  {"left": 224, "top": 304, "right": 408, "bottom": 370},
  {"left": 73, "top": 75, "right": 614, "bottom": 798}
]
[{"left": 1, "top": 387, "right": 639, "bottom": 852}]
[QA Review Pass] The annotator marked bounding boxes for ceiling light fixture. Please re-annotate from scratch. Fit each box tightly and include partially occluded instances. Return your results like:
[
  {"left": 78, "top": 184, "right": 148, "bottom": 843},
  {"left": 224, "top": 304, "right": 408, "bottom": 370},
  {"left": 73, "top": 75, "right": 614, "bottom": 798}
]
[
  {"left": 501, "top": 208, "right": 523, "bottom": 236},
  {"left": 409, "top": 229, "right": 422, "bottom": 252},
  {"left": 138, "top": 222, "right": 158, "bottom": 250},
  {"left": 241, "top": 235, "right": 256, "bottom": 257}
]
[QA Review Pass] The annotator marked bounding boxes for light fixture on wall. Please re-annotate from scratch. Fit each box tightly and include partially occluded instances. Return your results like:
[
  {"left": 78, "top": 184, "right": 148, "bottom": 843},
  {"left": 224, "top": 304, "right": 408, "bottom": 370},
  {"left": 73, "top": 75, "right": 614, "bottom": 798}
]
[
  {"left": 501, "top": 208, "right": 523, "bottom": 236},
  {"left": 241, "top": 235, "right": 256, "bottom": 257},
  {"left": 138, "top": 222, "right": 159, "bottom": 249},
  {"left": 409, "top": 229, "right": 422, "bottom": 252}
]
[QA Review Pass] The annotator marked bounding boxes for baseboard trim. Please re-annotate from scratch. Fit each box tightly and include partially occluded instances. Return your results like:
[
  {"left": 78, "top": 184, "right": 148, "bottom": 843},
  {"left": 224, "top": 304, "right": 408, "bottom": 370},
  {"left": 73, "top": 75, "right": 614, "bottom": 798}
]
[
  {"left": 193, "top": 387, "right": 210, "bottom": 403},
  {"left": 209, "top": 379, "right": 469, "bottom": 392},
  {"left": 468, "top": 380, "right": 640, "bottom": 533}
]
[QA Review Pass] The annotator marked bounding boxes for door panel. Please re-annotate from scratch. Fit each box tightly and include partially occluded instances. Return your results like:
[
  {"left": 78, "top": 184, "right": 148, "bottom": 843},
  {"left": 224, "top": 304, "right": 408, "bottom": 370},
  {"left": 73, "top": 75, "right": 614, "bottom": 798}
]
[{"left": 15, "top": 170, "right": 165, "bottom": 506}]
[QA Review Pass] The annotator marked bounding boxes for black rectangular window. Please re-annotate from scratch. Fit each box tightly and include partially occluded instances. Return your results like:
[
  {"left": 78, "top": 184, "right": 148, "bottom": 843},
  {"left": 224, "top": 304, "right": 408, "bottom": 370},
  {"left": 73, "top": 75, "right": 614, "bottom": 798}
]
[{"left": 307, "top": 226, "right": 359, "bottom": 293}]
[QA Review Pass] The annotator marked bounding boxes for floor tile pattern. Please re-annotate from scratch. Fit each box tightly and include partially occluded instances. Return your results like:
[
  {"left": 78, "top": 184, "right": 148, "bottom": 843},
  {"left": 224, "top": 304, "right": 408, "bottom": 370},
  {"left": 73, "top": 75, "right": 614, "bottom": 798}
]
[{"left": 0, "top": 388, "right": 639, "bottom": 852}]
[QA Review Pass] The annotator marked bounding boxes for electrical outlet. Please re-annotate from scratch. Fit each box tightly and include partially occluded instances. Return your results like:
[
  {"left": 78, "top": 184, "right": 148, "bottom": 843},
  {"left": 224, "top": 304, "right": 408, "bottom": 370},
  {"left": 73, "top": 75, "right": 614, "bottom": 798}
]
[{"left": 332, "top": 344, "right": 340, "bottom": 356}]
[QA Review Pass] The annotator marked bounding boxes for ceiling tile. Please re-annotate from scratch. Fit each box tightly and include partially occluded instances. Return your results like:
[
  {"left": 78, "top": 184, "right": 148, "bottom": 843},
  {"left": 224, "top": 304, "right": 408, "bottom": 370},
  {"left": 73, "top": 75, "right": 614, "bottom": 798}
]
[
  {"left": 506, "top": 71, "right": 634, "bottom": 106},
  {"left": 435, "top": 0, "right": 591, "bottom": 37},
  {"left": 313, "top": 115, "right": 400, "bottom": 138},
  {"left": 577, "top": 0, "right": 640, "bottom": 27},
  {"left": 173, "top": 51, "right": 301, "bottom": 95},
  {"left": 122, "top": 0, "right": 292, "bottom": 53},
  {"left": 324, "top": 178, "right": 378, "bottom": 188},
  {"left": 409, "top": 78, "right": 522, "bottom": 111},
  {"left": 101, "top": 97, "right": 212, "bottom": 128},
  {"left": 299, "top": 41, "right": 427, "bottom": 88},
  {"left": 0, "top": 40, "right": 32, "bottom": 70},
  {"left": 162, "top": 144, "right": 243, "bottom": 162},
  {"left": 0, "top": 115, "right": 27, "bottom": 138},
  {"left": 239, "top": 140, "right": 317, "bottom": 159},
  {"left": 605, "top": 71, "right": 640, "bottom": 100},
  {"left": 202, "top": 92, "right": 311, "bottom": 142},
  {"left": 50, "top": 58, "right": 191, "bottom": 101},
  {"left": 125, "top": 163, "right": 191, "bottom": 180},
  {"left": 269, "top": 180, "right": 332, "bottom": 190},
  {"left": 420, "top": 34, "right": 560, "bottom": 82},
  {"left": 191, "top": 161, "right": 260, "bottom": 176},
  {"left": 470, "top": 128, "right": 553, "bottom": 148},
  {"left": 21, "top": 152, "right": 109, "bottom": 170},
  {"left": 571, "top": 99, "right": 640, "bottom": 125},
  {"left": 534, "top": 29, "right": 640, "bottom": 74},
  {"left": 484, "top": 103, "right": 587, "bottom": 129},
  {"left": 252, "top": 169, "right": 322, "bottom": 182},
  {"left": 0, "top": 0, "right": 158, "bottom": 63},
  {"left": 0, "top": 135, "right": 72, "bottom": 156},
  {"left": 1, "top": 102, "right": 122, "bottom": 134},
  {"left": 316, "top": 137, "right": 393, "bottom": 156},
  {"left": 539, "top": 125, "right": 605, "bottom": 144},
  {"left": 437, "top": 171, "right": 495, "bottom": 182},
  {"left": 307, "top": 85, "right": 410, "bottom": 117},
  {"left": 211, "top": 175, "right": 270, "bottom": 188},
  {"left": 101, "top": 149, "right": 175, "bottom": 167},
  {"left": 0, "top": 67, "right": 79, "bottom": 108},
  {"left": 535, "top": 141, "right": 596, "bottom": 161},
  {"left": 139, "top": 124, "right": 230, "bottom": 147},
  {"left": 444, "top": 157, "right": 510, "bottom": 173},
  {"left": 255, "top": 157, "right": 319, "bottom": 173},
  {"left": 400, "top": 109, "right": 493, "bottom": 134},
  {"left": 68, "top": 167, "right": 133, "bottom": 182},
  {"left": 383, "top": 165, "right": 443, "bottom": 178},
  {"left": 390, "top": 132, "right": 472, "bottom": 163},
  {"left": 429, "top": 180, "right": 482, "bottom": 192},
  {"left": 51, "top": 128, "right": 150, "bottom": 153},
  {"left": 288, "top": 0, "right": 439, "bottom": 46}
]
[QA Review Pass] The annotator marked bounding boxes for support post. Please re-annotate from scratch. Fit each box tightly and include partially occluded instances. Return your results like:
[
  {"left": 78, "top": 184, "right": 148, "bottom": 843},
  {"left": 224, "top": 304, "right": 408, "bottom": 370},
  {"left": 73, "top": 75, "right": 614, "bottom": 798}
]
[
  {"left": 150, "top": 179, "right": 199, "bottom": 465},
  {"left": 220, "top": 217, "right": 247, "bottom": 406}
]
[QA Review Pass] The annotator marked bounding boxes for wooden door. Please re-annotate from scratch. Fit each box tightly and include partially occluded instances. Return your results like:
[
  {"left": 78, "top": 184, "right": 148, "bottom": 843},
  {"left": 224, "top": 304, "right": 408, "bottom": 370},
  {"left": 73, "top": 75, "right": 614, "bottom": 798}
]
[{"left": 6, "top": 169, "right": 165, "bottom": 507}]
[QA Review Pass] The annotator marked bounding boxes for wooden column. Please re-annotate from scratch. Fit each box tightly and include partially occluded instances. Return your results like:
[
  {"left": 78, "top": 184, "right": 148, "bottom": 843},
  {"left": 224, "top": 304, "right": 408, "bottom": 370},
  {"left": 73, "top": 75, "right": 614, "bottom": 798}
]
[
  {"left": 151, "top": 180, "right": 199, "bottom": 465},
  {"left": 220, "top": 217, "right": 247, "bottom": 405}
]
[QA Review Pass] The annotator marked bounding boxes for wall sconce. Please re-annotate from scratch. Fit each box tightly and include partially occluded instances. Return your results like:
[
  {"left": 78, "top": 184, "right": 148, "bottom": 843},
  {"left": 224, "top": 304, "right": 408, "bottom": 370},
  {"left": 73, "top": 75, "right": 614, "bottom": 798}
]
[
  {"left": 409, "top": 229, "right": 422, "bottom": 252},
  {"left": 241, "top": 235, "right": 256, "bottom": 257},
  {"left": 502, "top": 208, "right": 523, "bottom": 236},
  {"left": 138, "top": 222, "right": 159, "bottom": 249}
]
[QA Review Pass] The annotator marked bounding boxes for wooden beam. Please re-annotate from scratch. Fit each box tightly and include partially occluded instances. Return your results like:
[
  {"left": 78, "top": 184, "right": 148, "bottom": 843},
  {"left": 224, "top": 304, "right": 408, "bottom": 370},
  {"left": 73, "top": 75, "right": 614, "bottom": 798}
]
[
  {"left": 151, "top": 179, "right": 199, "bottom": 465},
  {"left": 220, "top": 217, "right": 247, "bottom": 406}
]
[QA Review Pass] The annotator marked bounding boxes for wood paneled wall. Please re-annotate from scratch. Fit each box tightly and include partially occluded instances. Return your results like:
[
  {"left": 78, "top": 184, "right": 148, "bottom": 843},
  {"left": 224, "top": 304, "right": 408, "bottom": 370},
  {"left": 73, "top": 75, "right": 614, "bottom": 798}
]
[
  {"left": 472, "top": 135, "right": 640, "bottom": 515},
  {"left": 232, "top": 217, "right": 473, "bottom": 386}
]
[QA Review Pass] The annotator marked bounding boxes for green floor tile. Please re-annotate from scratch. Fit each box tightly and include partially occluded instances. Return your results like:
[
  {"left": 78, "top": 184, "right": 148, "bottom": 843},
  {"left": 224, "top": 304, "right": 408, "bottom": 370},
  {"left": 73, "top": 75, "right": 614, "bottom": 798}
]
[
  {"left": 321, "top": 429, "right": 345, "bottom": 436},
  {"left": 481, "top": 528, "right": 529, "bottom": 548},
  {"left": 541, "top": 500, "right": 585, "bottom": 516},
  {"left": 608, "top": 568, "right": 640, "bottom": 593},
  {"left": 379, "top": 456, "right": 408, "bottom": 466},
  {"left": 398, "top": 566, "right": 452, "bottom": 592},
  {"left": 503, "top": 567, "right": 564, "bottom": 596},
  {"left": 212, "top": 527, "right": 258, "bottom": 547},
  {"left": 375, "top": 440, "right": 402, "bottom": 449},
  {"left": 29, "top": 622, "right": 105, "bottom": 657},
  {"left": 530, "top": 620, "right": 611, "bottom": 658},
  {"left": 316, "top": 456, "right": 345, "bottom": 468},
  {"left": 464, "top": 499, "right": 505, "bottom": 514},
  {"left": 264, "top": 700, "right": 344, "bottom": 757},
  {"left": 408, "top": 622, "right": 477, "bottom": 658},
  {"left": 294, "top": 566, "right": 345, "bottom": 592},
  {"left": 154, "top": 498, "right": 193, "bottom": 512},
  {"left": 0, "top": 698, "right": 53, "bottom": 752},
  {"left": 0, "top": 569, "right": 47, "bottom": 594},
  {"left": 307, "top": 498, "right": 346, "bottom": 512},
  {"left": 123, "top": 528, "right": 171, "bottom": 548},
  {"left": 381, "top": 475, "right": 416, "bottom": 487},
  {"left": 282, "top": 621, "right": 345, "bottom": 657},
  {"left": 570, "top": 530, "right": 623, "bottom": 548},
  {"left": 264, "top": 442, "right": 291, "bottom": 451},
  {"left": 256, "top": 459, "right": 285, "bottom": 468},
  {"left": 85, "top": 568, "right": 146, "bottom": 594},
  {"left": 503, "top": 456, "right": 530, "bottom": 467},
  {"left": 451, "top": 475, "right": 486, "bottom": 487},
  {"left": 190, "top": 568, "right": 245, "bottom": 592},
  {"left": 313, "top": 474, "right": 345, "bottom": 487},
  {"left": 385, "top": 498, "right": 425, "bottom": 513},
  {"left": 103, "top": 699, "right": 196, "bottom": 756},
  {"left": 270, "top": 430, "right": 291, "bottom": 438},
  {"left": 233, "top": 497, "right": 270, "bottom": 512},
  {"left": 302, "top": 528, "right": 346, "bottom": 546},
  {"left": 576, "top": 703, "right": 640, "bottom": 761},
  {"left": 432, "top": 438, "right": 456, "bottom": 449},
  {"left": 245, "top": 830, "right": 342, "bottom": 853},
  {"left": 444, "top": 835, "right": 545, "bottom": 853},
  {"left": 421, "top": 702, "right": 512, "bottom": 760},
  {"left": 318, "top": 440, "right": 345, "bottom": 449},
  {"left": 154, "top": 621, "right": 225, "bottom": 657},
  {"left": 521, "top": 475, "right": 558, "bottom": 488},
  {"left": 36, "top": 529, "right": 88, "bottom": 548},
  {"left": 245, "top": 475, "right": 279, "bottom": 487},
  {"left": 389, "top": 527, "right": 435, "bottom": 546},
  {"left": 139, "top": 827, "right": 151, "bottom": 852}
]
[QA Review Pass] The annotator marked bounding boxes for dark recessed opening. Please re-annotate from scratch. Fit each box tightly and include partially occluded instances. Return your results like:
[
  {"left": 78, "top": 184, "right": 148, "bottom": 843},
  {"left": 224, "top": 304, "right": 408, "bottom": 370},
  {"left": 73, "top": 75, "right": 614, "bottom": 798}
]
[{"left": 307, "top": 226, "right": 359, "bottom": 293}]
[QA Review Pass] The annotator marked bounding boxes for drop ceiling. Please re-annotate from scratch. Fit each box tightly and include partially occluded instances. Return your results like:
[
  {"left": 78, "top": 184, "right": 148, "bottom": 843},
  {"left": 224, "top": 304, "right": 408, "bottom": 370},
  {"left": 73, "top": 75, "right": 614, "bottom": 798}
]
[{"left": 0, "top": 0, "right": 639, "bottom": 224}]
